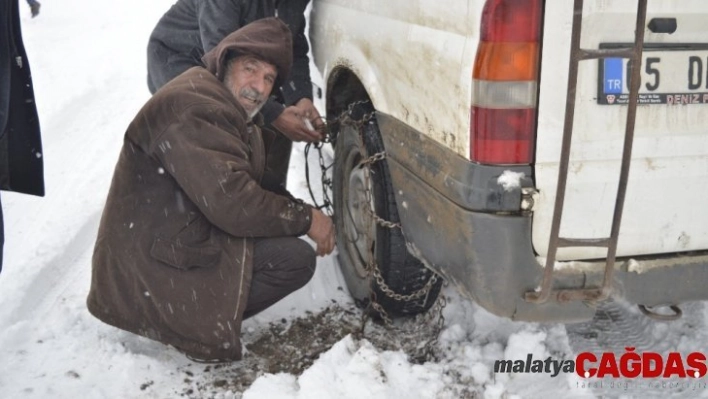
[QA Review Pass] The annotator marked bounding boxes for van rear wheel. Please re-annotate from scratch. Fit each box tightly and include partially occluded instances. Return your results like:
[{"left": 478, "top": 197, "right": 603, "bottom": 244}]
[{"left": 332, "top": 104, "right": 442, "bottom": 317}]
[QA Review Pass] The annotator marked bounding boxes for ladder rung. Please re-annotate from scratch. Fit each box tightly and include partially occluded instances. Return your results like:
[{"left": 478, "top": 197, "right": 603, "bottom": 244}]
[
  {"left": 525, "top": 0, "right": 648, "bottom": 305},
  {"left": 578, "top": 48, "right": 636, "bottom": 60},
  {"left": 526, "top": 288, "right": 607, "bottom": 303},
  {"left": 557, "top": 237, "right": 611, "bottom": 248}
]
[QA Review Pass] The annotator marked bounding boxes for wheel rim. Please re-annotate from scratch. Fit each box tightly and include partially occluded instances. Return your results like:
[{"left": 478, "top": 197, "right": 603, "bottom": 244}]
[{"left": 343, "top": 154, "right": 376, "bottom": 279}]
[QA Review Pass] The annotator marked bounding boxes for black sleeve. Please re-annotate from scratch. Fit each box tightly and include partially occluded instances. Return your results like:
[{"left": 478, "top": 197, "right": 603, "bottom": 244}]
[
  {"left": 260, "top": 97, "right": 286, "bottom": 126},
  {"left": 196, "top": 0, "right": 244, "bottom": 53},
  {"left": 277, "top": 0, "right": 313, "bottom": 106}
]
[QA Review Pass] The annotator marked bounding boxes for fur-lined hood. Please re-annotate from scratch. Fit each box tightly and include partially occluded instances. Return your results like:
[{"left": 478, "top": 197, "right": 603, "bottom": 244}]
[{"left": 201, "top": 17, "right": 293, "bottom": 89}]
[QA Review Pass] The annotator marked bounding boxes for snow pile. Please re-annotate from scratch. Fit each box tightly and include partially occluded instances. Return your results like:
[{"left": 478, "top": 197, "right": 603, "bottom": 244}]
[
  {"left": 245, "top": 336, "right": 448, "bottom": 399},
  {"left": 497, "top": 171, "right": 526, "bottom": 192}
]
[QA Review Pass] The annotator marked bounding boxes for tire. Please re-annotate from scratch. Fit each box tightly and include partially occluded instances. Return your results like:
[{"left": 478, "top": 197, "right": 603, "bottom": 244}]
[{"left": 332, "top": 104, "right": 442, "bottom": 317}]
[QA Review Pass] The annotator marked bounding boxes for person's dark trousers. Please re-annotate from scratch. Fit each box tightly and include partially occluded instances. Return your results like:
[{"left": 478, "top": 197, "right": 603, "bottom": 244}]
[
  {"left": 260, "top": 126, "right": 293, "bottom": 196},
  {"left": 243, "top": 237, "right": 316, "bottom": 319}
]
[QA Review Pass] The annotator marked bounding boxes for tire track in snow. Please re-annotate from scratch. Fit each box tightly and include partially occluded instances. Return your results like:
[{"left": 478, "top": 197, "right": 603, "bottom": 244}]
[
  {"left": 1, "top": 212, "right": 100, "bottom": 329},
  {"left": 566, "top": 300, "right": 708, "bottom": 398}
]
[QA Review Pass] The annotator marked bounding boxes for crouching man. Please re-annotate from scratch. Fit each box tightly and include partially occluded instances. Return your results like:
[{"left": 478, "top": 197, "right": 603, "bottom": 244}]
[{"left": 87, "top": 18, "right": 335, "bottom": 362}]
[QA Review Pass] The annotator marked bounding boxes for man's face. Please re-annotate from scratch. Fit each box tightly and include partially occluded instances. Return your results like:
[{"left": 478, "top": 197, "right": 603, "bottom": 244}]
[{"left": 224, "top": 55, "right": 277, "bottom": 119}]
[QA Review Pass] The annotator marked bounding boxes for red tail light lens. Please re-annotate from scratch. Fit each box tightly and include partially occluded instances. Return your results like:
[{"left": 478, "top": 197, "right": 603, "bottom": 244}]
[
  {"left": 481, "top": 0, "right": 542, "bottom": 42},
  {"left": 472, "top": 107, "right": 535, "bottom": 164},
  {"left": 471, "top": 0, "right": 542, "bottom": 165}
]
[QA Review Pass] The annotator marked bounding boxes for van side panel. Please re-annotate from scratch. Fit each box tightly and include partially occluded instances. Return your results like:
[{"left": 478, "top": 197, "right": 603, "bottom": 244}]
[{"left": 311, "top": 0, "right": 481, "bottom": 156}]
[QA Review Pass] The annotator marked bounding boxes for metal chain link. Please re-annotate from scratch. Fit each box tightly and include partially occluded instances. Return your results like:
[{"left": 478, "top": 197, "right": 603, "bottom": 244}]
[
  {"left": 416, "top": 285, "right": 448, "bottom": 361},
  {"left": 303, "top": 140, "right": 334, "bottom": 215},
  {"left": 357, "top": 152, "right": 402, "bottom": 230},
  {"left": 303, "top": 101, "right": 447, "bottom": 361},
  {"left": 355, "top": 138, "right": 440, "bottom": 306},
  {"left": 351, "top": 111, "right": 447, "bottom": 362}
]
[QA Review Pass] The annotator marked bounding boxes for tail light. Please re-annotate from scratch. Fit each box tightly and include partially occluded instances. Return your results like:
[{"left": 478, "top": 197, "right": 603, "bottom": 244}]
[{"left": 471, "top": 0, "right": 543, "bottom": 164}]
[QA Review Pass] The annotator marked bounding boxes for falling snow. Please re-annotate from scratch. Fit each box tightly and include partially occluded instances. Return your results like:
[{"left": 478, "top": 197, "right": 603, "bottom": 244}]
[{"left": 2, "top": 2, "right": 707, "bottom": 399}]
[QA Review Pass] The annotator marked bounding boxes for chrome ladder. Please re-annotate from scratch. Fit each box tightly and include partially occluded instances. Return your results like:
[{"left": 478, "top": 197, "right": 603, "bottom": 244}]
[{"left": 525, "top": 0, "right": 649, "bottom": 304}]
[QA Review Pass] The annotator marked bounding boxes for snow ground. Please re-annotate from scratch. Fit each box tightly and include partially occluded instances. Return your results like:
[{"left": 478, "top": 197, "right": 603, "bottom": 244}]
[{"left": 1, "top": 1, "right": 708, "bottom": 398}]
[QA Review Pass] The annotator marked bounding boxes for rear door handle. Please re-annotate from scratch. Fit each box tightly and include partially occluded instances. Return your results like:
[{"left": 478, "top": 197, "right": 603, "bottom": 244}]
[{"left": 648, "top": 18, "right": 677, "bottom": 34}]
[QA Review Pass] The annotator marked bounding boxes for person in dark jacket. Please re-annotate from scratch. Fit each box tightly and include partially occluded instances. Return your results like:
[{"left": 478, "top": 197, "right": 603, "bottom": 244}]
[
  {"left": 147, "top": 0, "right": 322, "bottom": 195},
  {"left": 0, "top": 0, "right": 44, "bottom": 271},
  {"left": 87, "top": 18, "right": 335, "bottom": 362}
]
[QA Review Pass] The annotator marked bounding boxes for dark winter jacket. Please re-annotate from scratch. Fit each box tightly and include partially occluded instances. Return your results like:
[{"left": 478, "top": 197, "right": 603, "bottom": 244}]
[
  {"left": 146, "top": 0, "right": 312, "bottom": 125},
  {"left": 0, "top": 0, "right": 44, "bottom": 271},
  {"left": 0, "top": 0, "right": 44, "bottom": 197},
  {"left": 87, "top": 18, "right": 312, "bottom": 361}
]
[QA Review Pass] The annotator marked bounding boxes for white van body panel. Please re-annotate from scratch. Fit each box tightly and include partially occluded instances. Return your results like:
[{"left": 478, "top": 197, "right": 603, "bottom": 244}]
[
  {"left": 312, "top": 0, "right": 708, "bottom": 260},
  {"left": 311, "top": 0, "right": 481, "bottom": 156},
  {"left": 534, "top": 0, "right": 708, "bottom": 260}
]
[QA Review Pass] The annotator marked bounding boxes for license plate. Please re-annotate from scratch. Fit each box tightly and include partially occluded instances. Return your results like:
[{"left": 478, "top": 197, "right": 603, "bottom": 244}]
[{"left": 597, "top": 43, "right": 708, "bottom": 105}]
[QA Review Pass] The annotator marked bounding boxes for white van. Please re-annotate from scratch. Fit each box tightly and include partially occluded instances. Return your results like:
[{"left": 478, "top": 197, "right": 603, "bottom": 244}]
[{"left": 310, "top": 0, "right": 708, "bottom": 322}]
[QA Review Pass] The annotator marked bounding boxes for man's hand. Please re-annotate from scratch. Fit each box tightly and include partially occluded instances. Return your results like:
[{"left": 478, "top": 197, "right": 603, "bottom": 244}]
[
  {"left": 294, "top": 98, "right": 325, "bottom": 131},
  {"left": 306, "top": 208, "right": 335, "bottom": 257},
  {"left": 271, "top": 98, "right": 324, "bottom": 143}
]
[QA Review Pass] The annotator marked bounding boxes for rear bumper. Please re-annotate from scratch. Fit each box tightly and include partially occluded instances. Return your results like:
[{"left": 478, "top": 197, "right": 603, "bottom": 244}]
[{"left": 378, "top": 112, "right": 708, "bottom": 322}]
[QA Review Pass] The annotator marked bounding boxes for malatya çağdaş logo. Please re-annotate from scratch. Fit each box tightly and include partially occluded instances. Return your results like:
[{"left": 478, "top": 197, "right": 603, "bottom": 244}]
[{"left": 494, "top": 348, "right": 707, "bottom": 379}]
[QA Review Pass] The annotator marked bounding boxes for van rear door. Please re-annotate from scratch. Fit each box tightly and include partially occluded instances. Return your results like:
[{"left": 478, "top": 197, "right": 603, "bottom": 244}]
[{"left": 533, "top": 0, "right": 708, "bottom": 260}]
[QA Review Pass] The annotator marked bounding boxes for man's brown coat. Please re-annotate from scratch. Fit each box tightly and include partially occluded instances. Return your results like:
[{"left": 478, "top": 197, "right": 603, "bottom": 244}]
[{"left": 87, "top": 18, "right": 311, "bottom": 361}]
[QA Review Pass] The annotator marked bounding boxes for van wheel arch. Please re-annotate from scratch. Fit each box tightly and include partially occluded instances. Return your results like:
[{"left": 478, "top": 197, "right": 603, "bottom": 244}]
[{"left": 325, "top": 68, "right": 370, "bottom": 143}]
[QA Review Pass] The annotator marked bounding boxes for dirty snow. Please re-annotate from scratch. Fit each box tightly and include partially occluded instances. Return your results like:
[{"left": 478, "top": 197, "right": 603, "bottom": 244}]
[
  {"left": 2, "top": 1, "right": 708, "bottom": 399},
  {"left": 537, "top": 257, "right": 604, "bottom": 273}
]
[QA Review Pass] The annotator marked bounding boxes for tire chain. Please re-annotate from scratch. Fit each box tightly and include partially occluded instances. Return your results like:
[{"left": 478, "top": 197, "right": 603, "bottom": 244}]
[{"left": 304, "top": 101, "right": 447, "bottom": 362}]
